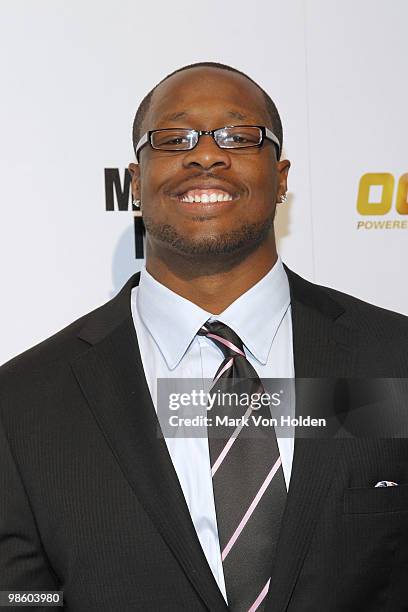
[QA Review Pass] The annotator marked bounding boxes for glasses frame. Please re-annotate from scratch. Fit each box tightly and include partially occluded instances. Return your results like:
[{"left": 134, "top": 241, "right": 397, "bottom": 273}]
[{"left": 134, "top": 125, "right": 281, "bottom": 162}]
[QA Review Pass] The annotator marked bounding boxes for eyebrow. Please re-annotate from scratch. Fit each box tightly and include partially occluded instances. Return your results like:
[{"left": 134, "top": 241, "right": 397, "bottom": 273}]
[{"left": 162, "top": 109, "right": 248, "bottom": 123}]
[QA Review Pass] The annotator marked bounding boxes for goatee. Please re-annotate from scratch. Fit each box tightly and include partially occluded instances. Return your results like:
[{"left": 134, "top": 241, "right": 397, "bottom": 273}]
[{"left": 142, "top": 216, "right": 274, "bottom": 259}]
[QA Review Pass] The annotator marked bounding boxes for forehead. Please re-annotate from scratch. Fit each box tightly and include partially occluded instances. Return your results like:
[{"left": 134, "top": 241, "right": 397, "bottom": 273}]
[{"left": 146, "top": 67, "right": 270, "bottom": 129}]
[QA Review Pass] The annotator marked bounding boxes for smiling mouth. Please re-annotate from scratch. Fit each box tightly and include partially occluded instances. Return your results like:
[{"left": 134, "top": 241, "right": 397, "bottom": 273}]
[{"left": 173, "top": 188, "right": 238, "bottom": 204}]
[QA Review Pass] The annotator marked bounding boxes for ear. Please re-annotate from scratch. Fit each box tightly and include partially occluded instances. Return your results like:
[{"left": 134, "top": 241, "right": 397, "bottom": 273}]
[
  {"left": 128, "top": 162, "right": 141, "bottom": 201},
  {"left": 276, "top": 159, "right": 291, "bottom": 202}
]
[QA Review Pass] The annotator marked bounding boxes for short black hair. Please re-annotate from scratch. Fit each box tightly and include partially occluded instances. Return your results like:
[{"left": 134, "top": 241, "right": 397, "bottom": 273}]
[{"left": 132, "top": 61, "right": 283, "bottom": 160}]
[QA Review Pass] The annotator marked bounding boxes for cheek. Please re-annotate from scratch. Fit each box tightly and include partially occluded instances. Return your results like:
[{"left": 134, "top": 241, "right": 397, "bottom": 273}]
[
  {"left": 139, "top": 162, "right": 181, "bottom": 223},
  {"left": 249, "top": 171, "right": 278, "bottom": 209},
  {"left": 140, "top": 159, "right": 178, "bottom": 201},
  {"left": 139, "top": 172, "right": 166, "bottom": 215},
  {"left": 257, "top": 161, "right": 278, "bottom": 188},
  {"left": 139, "top": 166, "right": 157, "bottom": 200},
  {"left": 237, "top": 154, "right": 278, "bottom": 198}
]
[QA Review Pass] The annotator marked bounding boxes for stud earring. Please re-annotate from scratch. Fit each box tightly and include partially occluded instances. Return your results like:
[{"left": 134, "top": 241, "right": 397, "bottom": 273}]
[
  {"left": 133, "top": 199, "right": 143, "bottom": 217},
  {"left": 280, "top": 193, "right": 287, "bottom": 204}
]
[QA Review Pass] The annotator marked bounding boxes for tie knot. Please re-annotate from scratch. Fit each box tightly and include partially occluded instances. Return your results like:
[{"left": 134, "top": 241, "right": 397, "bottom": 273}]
[{"left": 197, "top": 320, "right": 245, "bottom": 359}]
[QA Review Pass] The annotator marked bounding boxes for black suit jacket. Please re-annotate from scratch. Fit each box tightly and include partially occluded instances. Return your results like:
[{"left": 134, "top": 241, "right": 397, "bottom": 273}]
[{"left": 1, "top": 267, "right": 408, "bottom": 611}]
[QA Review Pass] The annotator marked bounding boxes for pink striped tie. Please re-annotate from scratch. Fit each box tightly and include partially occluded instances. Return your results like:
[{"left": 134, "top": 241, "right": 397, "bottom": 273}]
[{"left": 198, "top": 321, "right": 287, "bottom": 612}]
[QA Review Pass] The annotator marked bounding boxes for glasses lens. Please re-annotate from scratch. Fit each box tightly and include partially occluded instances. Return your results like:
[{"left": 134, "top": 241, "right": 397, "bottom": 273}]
[
  {"left": 150, "top": 129, "right": 196, "bottom": 151},
  {"left": 215, "top": 126, "right": 262, "bottom": 148}
]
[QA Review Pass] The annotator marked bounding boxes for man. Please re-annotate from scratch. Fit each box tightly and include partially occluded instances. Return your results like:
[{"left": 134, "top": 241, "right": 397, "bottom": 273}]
[{"left": 1, "top": 62, "right": 408, "bottom": 612}]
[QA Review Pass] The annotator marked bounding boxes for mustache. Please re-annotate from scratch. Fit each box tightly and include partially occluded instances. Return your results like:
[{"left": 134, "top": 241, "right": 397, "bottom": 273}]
[{"left": 165, "top": 172, "right": 245, "bottom": 196}]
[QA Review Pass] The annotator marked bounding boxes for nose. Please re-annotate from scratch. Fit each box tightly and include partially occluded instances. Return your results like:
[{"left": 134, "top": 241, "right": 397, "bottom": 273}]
[{"left": 182, "top": 134, "right": 231, "bottom": 171}]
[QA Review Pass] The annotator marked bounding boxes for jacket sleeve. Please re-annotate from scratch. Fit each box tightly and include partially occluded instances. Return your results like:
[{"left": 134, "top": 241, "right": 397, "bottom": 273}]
[{"left": 0, "top": 411, "right": 60, "bottom": 604}]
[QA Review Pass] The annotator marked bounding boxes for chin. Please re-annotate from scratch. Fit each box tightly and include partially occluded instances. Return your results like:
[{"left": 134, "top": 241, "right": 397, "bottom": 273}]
[{"left": 144, "top": 216, "right": 273, "bottom": 258}]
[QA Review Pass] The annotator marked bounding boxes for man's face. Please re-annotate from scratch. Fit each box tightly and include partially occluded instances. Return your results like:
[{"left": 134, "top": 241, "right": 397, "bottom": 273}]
[{"left": 129, "top": 67, "right": 290, "bottom": 262}]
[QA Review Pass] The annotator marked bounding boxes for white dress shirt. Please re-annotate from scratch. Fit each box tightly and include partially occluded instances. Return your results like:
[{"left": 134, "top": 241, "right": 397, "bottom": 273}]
[{"left": 130, "top": 256, "right": 295, "bottom": 602}]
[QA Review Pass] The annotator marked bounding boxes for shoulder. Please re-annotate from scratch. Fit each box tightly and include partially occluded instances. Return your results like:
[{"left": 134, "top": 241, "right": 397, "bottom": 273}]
[
  {"left": 319, "top": 282, "right": 408, "bottom": 339},
  {"left": 0, "top": 273, "right": 138, "bottom": 386},
  {"left": 285, "top": 266, "right": 408, "bottom": 342},
  {"left": 0, "top": 296, "right": 121, "bottom": 405},
  {"left": 0, "top": 309, "right": 95, "bottom": 406},
  {"left": 0, "top": 269, "right": 137, "bottom": 440}
]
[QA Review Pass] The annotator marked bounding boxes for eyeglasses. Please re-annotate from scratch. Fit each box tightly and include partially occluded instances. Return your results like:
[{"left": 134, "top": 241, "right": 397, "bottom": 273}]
[{"left": 134, "top": 125, "right": 281, "bottom": 162}]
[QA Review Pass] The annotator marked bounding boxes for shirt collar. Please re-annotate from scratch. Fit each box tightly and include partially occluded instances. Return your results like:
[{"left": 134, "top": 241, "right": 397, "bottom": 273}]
[
  {"left": 210, "top": 256, "right": 290, "bottom": 364},
  {"left": 135, "top": 256, "right": 290, "bottom": 370},
  {"left": 135, "top": 268, "right": 211, "bottom": 370}
]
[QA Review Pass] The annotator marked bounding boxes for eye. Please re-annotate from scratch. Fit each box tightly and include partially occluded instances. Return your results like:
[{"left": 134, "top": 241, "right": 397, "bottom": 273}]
[
  {"left": 218, "top": 128, "right": 261, "bottom": 147},
  {"left": 152, "top": 130, "right": 194, "bottom": 149},
  {"left": 221, "top": 133, "right": 248, "bottom": 144},
  {"left": 163, "top": 136, "right": 189, "bottom": 146},
  {"left": 230, "top": 134, "right": 249, "bottom": 143}
]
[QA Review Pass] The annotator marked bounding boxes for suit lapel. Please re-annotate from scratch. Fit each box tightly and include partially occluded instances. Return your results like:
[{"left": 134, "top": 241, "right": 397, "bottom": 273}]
[
  {"left": 71, "top": 273, "right": 228, "bottom": 612},
  {"left": 263, "top": 267, "right": 357, "bottom": 612}
]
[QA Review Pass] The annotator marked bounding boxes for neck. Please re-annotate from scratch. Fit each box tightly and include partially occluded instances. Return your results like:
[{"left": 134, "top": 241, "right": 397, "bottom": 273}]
[{"left": 145, "top": 236, "right": 278, "bottom": 314}]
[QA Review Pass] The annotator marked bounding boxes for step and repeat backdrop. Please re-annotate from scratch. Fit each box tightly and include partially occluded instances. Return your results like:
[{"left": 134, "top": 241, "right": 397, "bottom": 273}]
[{"left": 1, "top": 0, "right": 406, "bottom": 364}]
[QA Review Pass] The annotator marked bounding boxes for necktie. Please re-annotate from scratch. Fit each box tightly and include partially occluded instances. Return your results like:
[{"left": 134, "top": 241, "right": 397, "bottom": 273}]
[{"left": 197, "top": 321, "right": 287, "bottom": 612}]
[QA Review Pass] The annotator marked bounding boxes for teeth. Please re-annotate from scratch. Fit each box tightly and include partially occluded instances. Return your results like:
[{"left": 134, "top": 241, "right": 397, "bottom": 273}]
[{"left": 180, "top": 192, "right": 234, "bottom": 203}]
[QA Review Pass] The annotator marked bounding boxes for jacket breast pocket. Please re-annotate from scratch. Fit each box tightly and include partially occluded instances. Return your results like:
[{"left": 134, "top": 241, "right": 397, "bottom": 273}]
[{"left": 343, "top": 483, "right": 408, "bottom": 514}]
